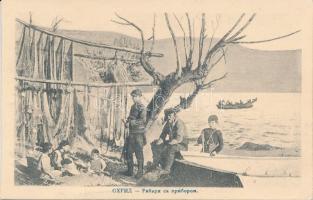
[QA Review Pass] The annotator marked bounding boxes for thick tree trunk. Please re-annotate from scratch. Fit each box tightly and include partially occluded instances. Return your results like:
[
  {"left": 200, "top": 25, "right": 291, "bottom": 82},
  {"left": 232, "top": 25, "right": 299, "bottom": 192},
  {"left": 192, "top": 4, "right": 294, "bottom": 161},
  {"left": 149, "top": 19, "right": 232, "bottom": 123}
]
[
  {"left": 145, "top": 88, "right": 172, "bottom": 127},
  {"left": 145, "top": 75, "right": 185, "bottom": 129}
]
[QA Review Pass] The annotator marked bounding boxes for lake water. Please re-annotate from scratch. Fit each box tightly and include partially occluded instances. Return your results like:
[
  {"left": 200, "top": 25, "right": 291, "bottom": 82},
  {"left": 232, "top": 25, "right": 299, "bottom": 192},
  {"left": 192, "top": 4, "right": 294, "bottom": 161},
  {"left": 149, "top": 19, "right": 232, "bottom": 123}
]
[{"left": 141, "top": 92, "right": 301, "bottom": 151}]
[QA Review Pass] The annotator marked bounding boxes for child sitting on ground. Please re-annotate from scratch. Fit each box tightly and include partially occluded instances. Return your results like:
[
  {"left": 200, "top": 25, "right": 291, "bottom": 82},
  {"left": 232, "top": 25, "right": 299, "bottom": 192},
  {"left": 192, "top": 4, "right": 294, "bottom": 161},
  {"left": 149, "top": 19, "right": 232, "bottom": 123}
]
[
  {"left": 50, "top": 140, "right": 81, "bottom": 176},
  {"left": 87, "top": 149, "right": 108, "bottom": 175},
  {"left": 38, "top": 143, "right": 62, "bottom": 181},
  {"left": 197, "top": 115, "right": 224, "bottom": 156}
]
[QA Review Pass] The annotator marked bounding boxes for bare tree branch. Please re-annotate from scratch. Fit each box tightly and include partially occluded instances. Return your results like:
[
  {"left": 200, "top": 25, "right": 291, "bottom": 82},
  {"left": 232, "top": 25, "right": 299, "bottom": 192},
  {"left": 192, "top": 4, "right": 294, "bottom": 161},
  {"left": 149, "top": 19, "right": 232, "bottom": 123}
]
[
  {"left": 198, "top": 13, "right": 206, "bottom": 67},
  {"left": 173, "top": 83, "right": 202, "bottom": 111},
  {"left": 205, "top": 18, "right": 220, "bottom": 66},
  {"left": 165, "top": 13, "right": 182, "bottom": 77},
  {"left": 202, "top": 13, "right": 245, "bottom": 65},
  {"left": 186, "top": 13, "right": 192, "bottom": 55},
  {"left": 149, "top": 14, "right": 156, "bottom": 53},
  {"left": 221, "top": 47, "right": 227, "bottom": 64},
  {"left": 185, "top": 13, "right": 194, "bottom": 70},
  {"left": 29, "top": 12, "right": 32, "bottom": 25},
  {"left": 111, "top": 20, "right": 130, "bottom": 26},
  {"left": 201, "top": 73, "right": 228, "bottom": 89},
  {"left": 51, "top": 17, "right": 64, "bottom": 32},
  {"left": 232, "top": 30, "right": 301, "bottom": 44},
  {"left": 113, "top": 13, "right": 165, "bottom": 84},
  {"left": 173, "top": 72, "right": 228, "bottom": 111},
  {"left": 229, "top": 35, "right": 246, "bottom": 43},
  {"left": 219, "top": 13, "right": 246, "bottom": 41},
  {"left": 227, "top": 13, "right": 256, "bottom": 42},
  {"left": 194, "top": 48, "right": 227, "bottom": 80},
  {"left": 208, "top": 49, "right": 227, "bottom": 72},
  {"left": 192, "top": 19, "right": 196, "bottom": 55},
  {"left": 112, "top": 13, "right": 145, "bottom": 52},
  {"left": 208, "top": 17, "right": 220, "bottom": 49},
  {"left": 174, "top": 14, "right": 188, "bottom": 65}
]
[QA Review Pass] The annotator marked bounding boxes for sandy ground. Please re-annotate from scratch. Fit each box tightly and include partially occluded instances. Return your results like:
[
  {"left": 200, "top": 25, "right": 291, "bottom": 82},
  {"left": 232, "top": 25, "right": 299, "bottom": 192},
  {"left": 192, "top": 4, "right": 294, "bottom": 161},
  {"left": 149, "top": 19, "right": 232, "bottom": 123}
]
[
  {"left": 15, "top": 147, "right": 300, "bottom": 186},
  {"left": 14, "top": 132, "right": 301, "bottom": 186},
  {"left": 15, "top": 151, "right": 139, "bottom": 186}
]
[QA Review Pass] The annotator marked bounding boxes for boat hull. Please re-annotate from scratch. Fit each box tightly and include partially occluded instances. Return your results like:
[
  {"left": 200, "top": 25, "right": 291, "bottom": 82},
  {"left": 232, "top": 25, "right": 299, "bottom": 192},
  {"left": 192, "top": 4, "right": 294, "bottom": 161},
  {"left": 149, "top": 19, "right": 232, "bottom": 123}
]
[
  {"left": 140, "top": 152, "right": 300, "bottom": 187},
  {"left": 217, "top": 103, "right": 253, "bottom": 109},
  {"left": 217, "top": 98, "right": 257, "bottom": 109},
  {"left": 181, "top": 151, "right": 300, "bottom": 177},
  {"left": 165, "top": 159, "right": 243, "bottom": 187}
]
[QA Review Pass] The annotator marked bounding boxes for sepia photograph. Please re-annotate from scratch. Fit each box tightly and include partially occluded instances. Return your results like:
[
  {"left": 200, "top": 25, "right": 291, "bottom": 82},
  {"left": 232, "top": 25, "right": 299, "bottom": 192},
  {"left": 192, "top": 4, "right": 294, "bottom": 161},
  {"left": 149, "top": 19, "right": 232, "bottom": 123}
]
[{"left": 1, "top": 0, "right": 312, "bottom": 199}]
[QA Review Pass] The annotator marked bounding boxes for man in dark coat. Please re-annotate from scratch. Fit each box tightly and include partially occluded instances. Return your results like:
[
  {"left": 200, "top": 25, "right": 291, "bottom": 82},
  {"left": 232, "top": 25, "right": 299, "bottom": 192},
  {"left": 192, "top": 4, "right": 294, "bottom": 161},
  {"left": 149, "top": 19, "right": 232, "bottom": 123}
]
[
  {"left": 197, "top": 115, "right": 224, "bottom": 156},
  {"left": 151, "top": 108, "right": 188, "bottom": 174},
  {"left": 124, "top": 88, "right": 146, "bottom": 178}
]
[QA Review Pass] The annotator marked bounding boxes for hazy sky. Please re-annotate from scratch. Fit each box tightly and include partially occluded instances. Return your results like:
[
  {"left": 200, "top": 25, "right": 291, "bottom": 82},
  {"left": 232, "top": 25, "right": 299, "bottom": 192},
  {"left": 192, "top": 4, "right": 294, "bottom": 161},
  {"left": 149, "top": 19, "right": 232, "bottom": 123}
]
[{"left": 7, "top": 0, "right": 310, "bottom": 50}]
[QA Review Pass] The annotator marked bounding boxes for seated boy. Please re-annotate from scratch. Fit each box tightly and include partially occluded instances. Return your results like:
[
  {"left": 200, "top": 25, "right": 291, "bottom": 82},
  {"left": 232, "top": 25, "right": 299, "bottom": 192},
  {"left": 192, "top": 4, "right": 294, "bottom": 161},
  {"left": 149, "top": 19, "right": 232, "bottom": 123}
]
[
  {"left": 87, "top": 149, "right": 107, "bottom": 175},
  {"left": 38, "top": 143, "right": 62, "bottom": 180},
  {"left": 197, "top": 115, "right": 224, "bottom": 156},
  {"left": 50, "top": 140, "right": 81, "bottom": 176}
]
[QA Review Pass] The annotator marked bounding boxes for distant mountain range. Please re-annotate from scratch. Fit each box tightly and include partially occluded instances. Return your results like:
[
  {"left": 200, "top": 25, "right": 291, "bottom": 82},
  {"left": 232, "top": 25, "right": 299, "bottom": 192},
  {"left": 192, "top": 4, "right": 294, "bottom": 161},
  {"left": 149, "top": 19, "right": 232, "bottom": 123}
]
[{"left": 56, "top": 29, "right": 301, "bottom": 93}]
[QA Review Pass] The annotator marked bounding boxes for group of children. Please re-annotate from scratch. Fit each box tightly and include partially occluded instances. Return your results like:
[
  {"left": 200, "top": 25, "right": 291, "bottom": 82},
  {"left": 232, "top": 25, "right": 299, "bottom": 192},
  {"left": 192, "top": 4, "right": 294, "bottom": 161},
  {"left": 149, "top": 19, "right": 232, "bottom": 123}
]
[
  {"left": 33, "top": 140, "right": 108, "bottom": 182},
  {"left": 32, "top": 113, "right": 224, "bottom": 183}
]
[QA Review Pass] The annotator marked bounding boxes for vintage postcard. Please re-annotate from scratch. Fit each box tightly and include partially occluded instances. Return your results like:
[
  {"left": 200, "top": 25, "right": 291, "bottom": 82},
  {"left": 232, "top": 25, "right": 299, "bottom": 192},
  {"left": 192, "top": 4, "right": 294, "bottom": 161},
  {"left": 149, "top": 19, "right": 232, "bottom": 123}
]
[{"left": 1, "top": 0, "right": 312, "bottom": 199}]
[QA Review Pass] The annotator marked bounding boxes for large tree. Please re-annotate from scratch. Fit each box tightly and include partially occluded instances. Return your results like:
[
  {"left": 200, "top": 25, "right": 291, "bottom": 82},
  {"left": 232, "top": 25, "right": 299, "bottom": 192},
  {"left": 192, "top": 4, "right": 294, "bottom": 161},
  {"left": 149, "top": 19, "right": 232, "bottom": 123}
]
[{"left": 112, "top": 13, "right": 300, "bottom": 130}]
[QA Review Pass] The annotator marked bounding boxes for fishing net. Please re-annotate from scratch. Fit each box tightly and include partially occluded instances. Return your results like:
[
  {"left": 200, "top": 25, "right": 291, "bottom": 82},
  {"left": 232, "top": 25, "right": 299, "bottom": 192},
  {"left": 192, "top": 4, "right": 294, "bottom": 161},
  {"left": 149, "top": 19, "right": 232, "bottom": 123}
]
[{"left": 15, "top": 22, "right": 134, "bottom": 157}]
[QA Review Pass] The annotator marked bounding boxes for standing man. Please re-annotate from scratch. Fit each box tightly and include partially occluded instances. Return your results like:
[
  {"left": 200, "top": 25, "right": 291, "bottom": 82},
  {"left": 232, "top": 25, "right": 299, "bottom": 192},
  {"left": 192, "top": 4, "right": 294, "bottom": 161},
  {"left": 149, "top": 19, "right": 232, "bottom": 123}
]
[
  {"left": 151, "top": 108, "right": 188, "bottom": 175},
  {"left": 123, "top": 88, "right": 146, "bottom": 178}
]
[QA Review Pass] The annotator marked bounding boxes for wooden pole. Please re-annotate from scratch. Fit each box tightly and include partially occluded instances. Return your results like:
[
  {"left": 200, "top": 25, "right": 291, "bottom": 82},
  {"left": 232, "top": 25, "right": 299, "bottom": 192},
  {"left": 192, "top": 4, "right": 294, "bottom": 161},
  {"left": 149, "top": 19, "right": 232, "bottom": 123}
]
[
  {"left": 16, "top": 76, "right": 154, "bottom": 87},
  {"left": 69, "top": 42, "right": 74, "bottom": 81},
  {"left": 16, "top": 26, "right": 26, "bottom": 66},
  {"left": 74, "top": 53, "right": 139, "bottom": 63},
  {"left": 16, "top": 19, "right": 163, "bottom": 58}
]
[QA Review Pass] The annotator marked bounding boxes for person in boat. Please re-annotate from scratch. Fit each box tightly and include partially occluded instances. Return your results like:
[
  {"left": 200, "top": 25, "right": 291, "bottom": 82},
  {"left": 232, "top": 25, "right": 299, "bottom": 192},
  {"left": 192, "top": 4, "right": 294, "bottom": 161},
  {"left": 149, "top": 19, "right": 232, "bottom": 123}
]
[
  {"left": 151, "top": 108, "right": 188, "bottom": 175},
  {"left": 218, "top": 100, "right": 225, "bottom": 106},
  {"left": 123, "top": 88, "right": 147, "bottom": 179},
  {"left": 197, "top": 115, "right": 224, "bottom": 156}
]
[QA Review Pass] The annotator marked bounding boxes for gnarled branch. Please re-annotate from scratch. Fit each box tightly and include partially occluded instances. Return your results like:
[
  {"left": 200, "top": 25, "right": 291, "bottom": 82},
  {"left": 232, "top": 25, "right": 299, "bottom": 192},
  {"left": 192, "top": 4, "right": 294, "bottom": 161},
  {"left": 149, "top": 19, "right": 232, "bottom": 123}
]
[
  {"left": 112, "top": 13, "right": 165, "bottom": 84},
  {"left": 165, "top": 13, "right": 182, "bottom": 77},
  {"left": 185, "top": 13, "right": 195, "bottom": 71},
  {"left": 226, "top": 13, "right": 256, "bottom": 42},
  {"left": 112, "top": 13, "right": 145, "bottom": 52},
  {"left": 173, "top": 72, "right": 228, "bottom": 112},
  {"left": 198, "top": 13, "right": 206, "bottom": 67},
  {"left": 231, "top": 30, "right": 301, "bottom": 44},
  {"left": 174, "top": 14, "right": 188, "bottom": 65},
  {"left": 201, "top": 73, "right": 228, "bottom": 89},
  {"left": 202, "top": 13, "right": 245, "bottom": 65},
  {"left": 149, "top": 14, "right": 156, "bottom": 53},
  {"left": 173, "top": 83, "right": 202, "bottom": 111},
  {"left": 51, "top": 17, "right": 64, "bottom": 32}
]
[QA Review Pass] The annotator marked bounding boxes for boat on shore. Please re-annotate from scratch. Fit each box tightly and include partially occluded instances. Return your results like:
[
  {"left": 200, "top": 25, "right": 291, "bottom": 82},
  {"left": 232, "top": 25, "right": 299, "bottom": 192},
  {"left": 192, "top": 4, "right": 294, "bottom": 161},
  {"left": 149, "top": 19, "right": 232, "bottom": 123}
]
[
  {"left": 170, "top": 151, "right": 301, "bottom": 187},
  {"left": 217, "top": 98, "right": 257, "bottom": 109},
  {"left": 149, "top": 151, "right": 300, "bottom": 187},
  {"left": 181, "top": 151, "right": 300, "bottom": 177}
]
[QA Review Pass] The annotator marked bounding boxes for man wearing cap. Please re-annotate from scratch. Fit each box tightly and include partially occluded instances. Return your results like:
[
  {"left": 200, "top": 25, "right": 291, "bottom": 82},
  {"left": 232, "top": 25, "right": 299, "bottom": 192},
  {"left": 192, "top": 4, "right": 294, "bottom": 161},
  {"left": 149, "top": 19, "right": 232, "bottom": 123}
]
[
  {"left": 123, "top": 88, "right": 147, "bottom": 178},
  {"left": 151, "top": 108, "right": 188, "bottom": 174},
  {"left": 197, "top": 114, "right": 224, "bottom": 156}
]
